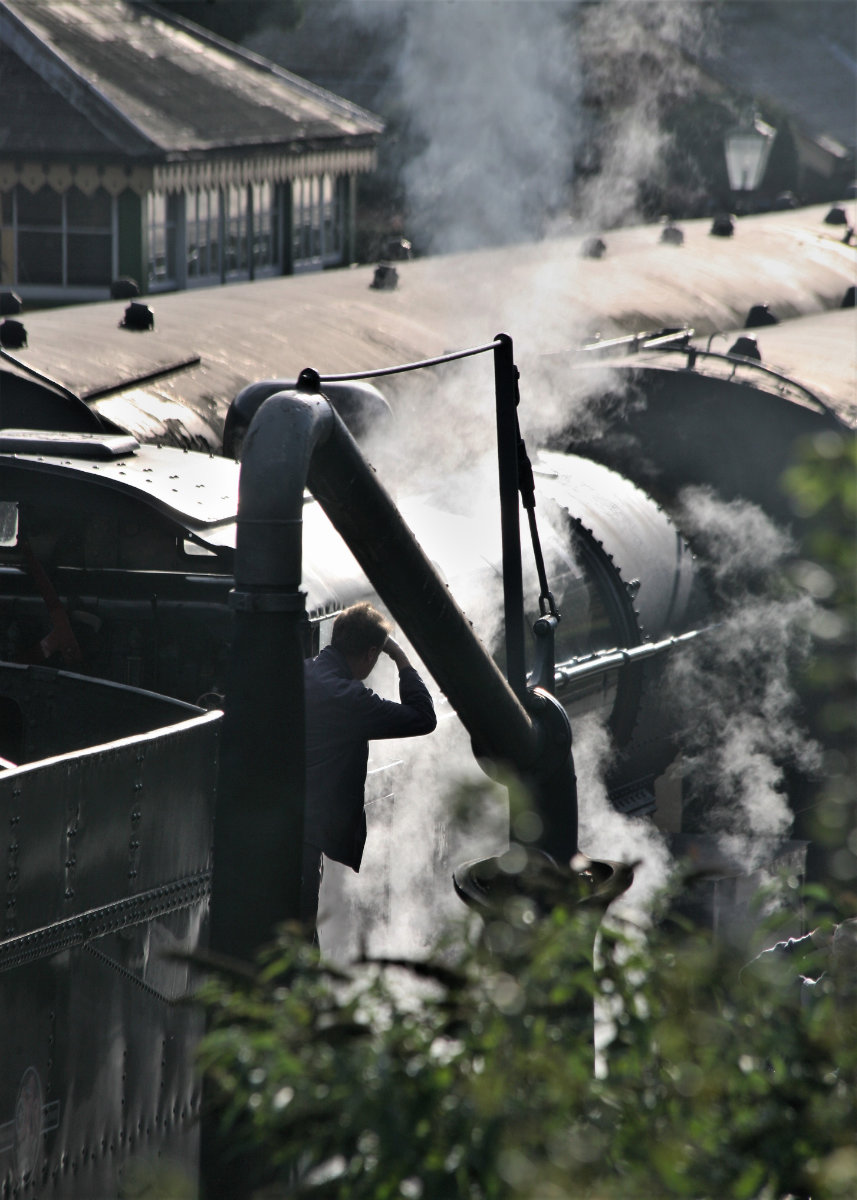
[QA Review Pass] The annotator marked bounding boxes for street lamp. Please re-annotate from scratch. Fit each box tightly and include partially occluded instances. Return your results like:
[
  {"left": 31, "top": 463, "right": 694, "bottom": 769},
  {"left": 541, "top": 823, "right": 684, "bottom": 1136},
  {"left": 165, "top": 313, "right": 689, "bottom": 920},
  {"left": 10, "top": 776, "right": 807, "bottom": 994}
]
[{"left": 724, "top": 112, "right": 777, "bottom": 212}]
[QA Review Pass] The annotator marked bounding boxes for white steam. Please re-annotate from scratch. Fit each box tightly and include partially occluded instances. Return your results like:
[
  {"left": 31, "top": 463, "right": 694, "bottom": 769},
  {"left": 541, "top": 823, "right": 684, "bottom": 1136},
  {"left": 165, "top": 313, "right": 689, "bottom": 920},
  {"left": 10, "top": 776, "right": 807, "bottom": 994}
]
[
  {"left": 666, "top": 487, "right": 821, "bottom": 866},
  {"left": 573, "top": 711, "right": 674, "bottom": 920},
  {"left": 319, "top": 710, "right": 508, "bottom": 962},
  {"left": 321, "top": 0, "right": 712, "bottom": 251},
  {"left": 392, "top": 1, "right": 582, "bottom": 253},
  {"left": 571, "top": 0, "right": 713, "bottom": 229}
]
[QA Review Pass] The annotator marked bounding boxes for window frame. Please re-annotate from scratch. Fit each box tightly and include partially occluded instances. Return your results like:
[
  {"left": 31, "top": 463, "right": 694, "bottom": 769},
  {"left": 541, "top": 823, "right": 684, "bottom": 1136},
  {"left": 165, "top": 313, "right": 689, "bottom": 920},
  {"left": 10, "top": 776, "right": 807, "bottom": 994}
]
[{"left": 0, "top": 184, "right": 118, "bottom": 299}]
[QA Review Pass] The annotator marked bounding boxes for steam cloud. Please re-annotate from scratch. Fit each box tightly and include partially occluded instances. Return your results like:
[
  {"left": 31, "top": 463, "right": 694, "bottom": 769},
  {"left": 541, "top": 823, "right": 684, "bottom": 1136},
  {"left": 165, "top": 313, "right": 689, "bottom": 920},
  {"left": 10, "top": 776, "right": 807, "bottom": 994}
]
[
  {"left": 665, "top": 487, "right": 821, "bottom": 866},
  {"left": 312, "top": 0, "right": 713, "bottom": 252}
]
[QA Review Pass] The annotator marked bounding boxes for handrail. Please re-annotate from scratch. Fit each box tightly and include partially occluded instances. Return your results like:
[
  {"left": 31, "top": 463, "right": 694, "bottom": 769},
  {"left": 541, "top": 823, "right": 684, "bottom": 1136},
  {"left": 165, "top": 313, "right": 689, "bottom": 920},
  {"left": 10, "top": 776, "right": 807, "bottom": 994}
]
[
  {"left": 649, "top": 344, "right": 846, "bottom": 425},
  {"left": 314, "top": 338, "right": 503, "bottom": 383}
]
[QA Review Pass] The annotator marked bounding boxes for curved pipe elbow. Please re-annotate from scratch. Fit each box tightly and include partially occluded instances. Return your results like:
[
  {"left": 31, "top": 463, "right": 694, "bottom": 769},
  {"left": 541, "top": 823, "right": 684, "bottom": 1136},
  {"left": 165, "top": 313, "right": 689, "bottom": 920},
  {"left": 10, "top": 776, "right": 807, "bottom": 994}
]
[{"left": 235, "top": 384, "right": 335, "bottom": 590}]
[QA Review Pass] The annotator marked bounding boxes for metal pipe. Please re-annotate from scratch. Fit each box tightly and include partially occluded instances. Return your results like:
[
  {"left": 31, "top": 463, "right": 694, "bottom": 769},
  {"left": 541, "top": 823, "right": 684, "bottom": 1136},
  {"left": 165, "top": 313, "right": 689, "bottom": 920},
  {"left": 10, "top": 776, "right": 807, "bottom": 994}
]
[
  {"left": 209, "top": 375, "right": 334, "bottom": 959},
  {"left": 553, "top": 628, "right": 708, "bottom": 687}
]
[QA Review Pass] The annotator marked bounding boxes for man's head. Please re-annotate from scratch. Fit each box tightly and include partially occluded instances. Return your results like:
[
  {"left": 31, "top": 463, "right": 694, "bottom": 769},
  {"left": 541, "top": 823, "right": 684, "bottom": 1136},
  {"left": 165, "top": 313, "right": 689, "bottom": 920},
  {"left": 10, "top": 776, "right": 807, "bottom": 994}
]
[{"left": 331, "top": 603, "right": 391, "bottom": 680}]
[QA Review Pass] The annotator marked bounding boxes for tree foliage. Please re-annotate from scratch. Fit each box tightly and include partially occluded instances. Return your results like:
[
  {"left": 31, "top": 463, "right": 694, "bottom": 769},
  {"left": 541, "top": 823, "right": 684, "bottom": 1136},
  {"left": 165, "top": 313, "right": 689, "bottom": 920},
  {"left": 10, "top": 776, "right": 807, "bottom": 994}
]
[{"left": 196, "top": 873, "right": 857, "bottom": 1200}]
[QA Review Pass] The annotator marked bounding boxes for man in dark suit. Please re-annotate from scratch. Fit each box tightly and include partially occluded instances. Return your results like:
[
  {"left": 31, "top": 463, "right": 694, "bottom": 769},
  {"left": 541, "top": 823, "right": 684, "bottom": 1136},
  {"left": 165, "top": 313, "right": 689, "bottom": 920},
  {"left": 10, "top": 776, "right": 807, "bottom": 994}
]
[{"left": 302, "top": 603, "right": 437, "bottom": 940}]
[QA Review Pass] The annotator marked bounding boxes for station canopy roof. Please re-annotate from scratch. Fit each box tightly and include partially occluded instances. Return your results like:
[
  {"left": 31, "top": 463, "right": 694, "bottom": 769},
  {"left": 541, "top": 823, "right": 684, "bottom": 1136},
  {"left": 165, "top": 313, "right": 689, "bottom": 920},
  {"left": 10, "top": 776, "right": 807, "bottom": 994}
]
[{"left": 0, "top": 0, "right": 383, "bottom": 169}]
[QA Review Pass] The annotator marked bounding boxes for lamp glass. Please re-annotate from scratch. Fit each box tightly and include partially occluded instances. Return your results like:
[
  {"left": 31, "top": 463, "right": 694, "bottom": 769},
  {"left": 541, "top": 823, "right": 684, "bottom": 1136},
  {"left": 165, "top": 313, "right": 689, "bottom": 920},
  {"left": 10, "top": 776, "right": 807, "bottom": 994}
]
[{"left": 724, "top": 116, "right": 776, "bottom": 192}]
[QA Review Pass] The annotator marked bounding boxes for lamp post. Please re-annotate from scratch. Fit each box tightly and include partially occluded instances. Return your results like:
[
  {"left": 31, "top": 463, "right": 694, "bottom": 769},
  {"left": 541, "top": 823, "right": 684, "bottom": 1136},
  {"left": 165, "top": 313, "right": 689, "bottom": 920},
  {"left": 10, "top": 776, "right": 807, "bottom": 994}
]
[{"left": 724, "top": 112, "right": 776, "bottom": 213}]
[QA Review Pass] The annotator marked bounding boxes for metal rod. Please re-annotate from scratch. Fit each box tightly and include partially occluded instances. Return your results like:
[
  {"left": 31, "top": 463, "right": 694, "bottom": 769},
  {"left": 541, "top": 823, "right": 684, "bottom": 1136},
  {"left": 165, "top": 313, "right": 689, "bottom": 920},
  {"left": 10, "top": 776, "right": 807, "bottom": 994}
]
[
  {"left": 552, "top": 627, "right": 709, "bottom": 687},
  {"left": 316, "top": 338, "right": 502, "bottom": 383},
  {"left": 493, "top": 333, "right": 527, "bottom": 697}
]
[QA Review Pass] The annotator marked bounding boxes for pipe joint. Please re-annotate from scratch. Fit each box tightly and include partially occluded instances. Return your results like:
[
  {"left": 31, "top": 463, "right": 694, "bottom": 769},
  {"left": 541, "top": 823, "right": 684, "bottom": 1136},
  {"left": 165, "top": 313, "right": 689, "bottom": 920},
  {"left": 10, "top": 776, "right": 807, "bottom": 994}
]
[{"left": 523, "top": 686, "right": 572, "bottom": 776}]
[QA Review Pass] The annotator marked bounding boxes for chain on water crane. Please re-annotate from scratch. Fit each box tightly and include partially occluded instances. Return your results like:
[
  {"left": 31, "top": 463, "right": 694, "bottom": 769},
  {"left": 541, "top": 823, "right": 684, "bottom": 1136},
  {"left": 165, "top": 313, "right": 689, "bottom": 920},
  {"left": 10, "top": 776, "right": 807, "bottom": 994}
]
[{"left": 512, "top": 368, "right": 559, "bottom": 622}]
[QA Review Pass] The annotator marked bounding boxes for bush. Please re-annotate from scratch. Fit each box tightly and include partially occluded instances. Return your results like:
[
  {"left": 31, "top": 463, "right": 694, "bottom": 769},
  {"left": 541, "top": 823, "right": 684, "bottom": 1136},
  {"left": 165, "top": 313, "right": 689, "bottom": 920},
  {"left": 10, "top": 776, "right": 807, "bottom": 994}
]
[{"left": 195, "top": 875, "right": 857, "bottom": 1200}]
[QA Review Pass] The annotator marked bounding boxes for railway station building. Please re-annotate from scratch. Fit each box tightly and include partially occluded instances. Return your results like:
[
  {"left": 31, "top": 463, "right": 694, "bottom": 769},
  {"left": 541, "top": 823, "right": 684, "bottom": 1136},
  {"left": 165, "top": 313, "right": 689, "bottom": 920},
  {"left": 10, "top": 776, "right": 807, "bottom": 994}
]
[{"left": 0, "top": 0, "right": 383, "bottom": 305}]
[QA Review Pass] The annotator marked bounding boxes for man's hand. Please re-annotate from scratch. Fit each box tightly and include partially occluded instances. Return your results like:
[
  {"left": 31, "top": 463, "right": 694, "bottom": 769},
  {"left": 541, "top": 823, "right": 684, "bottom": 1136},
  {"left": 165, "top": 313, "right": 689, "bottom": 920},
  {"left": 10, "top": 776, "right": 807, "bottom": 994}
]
[{"left": 382, "top": 635, "right": 412, "bottom": 672}]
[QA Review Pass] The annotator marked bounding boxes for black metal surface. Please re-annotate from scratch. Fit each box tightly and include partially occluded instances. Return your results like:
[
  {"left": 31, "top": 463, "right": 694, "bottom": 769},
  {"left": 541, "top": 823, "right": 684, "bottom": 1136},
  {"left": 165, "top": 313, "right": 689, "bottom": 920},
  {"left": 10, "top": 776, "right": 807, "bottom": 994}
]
[
  {"left": 0, "top": 367, "right": 106, "bottom": 435},
  {"left": 560, "top": 358, "right": 849, "bottom": 524},
  {"left": 531, "top": 450, "right": 704, "bottom": 791},
  {"left": 210, "top": 373, "right": 333, "bottom": 960},
  {"left": 0, "top": 667, "right": 218, "bottom": 1197}
]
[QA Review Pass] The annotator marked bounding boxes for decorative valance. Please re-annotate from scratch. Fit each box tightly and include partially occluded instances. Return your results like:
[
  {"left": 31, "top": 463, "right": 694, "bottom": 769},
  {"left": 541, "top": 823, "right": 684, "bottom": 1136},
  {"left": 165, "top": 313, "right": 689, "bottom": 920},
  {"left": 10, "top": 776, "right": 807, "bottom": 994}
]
[
  {"left": 0, "top": 162, "right": 153, "bottom": 196},
  {"left": 153, "top": 147, "right": 377, "bottom": 193},
  {"left": 0, "top": 146, "right": 377, "bottom": 197}
]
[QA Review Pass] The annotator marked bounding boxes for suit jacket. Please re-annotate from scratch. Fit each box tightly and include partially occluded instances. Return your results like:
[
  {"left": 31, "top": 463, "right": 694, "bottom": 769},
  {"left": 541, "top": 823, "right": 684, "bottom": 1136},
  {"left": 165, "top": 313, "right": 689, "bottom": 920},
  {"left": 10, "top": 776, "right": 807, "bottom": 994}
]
[{"left": 303, "top": 645, "right": 436, "bottom": 870}]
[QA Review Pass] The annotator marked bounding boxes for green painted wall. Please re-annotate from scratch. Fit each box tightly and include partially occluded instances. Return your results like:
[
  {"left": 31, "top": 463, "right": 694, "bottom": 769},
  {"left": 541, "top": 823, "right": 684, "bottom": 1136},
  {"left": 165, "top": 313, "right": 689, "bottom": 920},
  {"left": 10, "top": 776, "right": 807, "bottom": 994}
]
[{"left": 117, "top": 190, "right": 145, "bottom": 293}]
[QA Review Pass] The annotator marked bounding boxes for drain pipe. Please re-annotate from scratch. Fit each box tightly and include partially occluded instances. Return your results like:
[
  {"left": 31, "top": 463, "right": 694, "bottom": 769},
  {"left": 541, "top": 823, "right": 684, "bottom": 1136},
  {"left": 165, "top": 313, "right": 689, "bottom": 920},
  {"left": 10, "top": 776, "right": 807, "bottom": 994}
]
[{"left": 211, "top": 371, "right": 577, "bottom": 960}]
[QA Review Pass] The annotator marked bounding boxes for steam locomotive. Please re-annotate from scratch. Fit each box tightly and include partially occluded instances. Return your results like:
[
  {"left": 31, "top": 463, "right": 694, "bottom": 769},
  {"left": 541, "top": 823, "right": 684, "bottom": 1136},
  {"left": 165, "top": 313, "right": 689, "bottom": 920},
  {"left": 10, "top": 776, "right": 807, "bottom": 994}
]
[{"left": 0, "top": 201, "right": 853, "bottom": 1195}]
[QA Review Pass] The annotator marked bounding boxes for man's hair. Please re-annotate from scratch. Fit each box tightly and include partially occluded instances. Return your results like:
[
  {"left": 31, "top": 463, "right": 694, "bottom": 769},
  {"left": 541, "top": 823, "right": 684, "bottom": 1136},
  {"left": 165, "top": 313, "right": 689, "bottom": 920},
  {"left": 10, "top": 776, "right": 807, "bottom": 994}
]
[{"left": 331, "top": 603, "right": 391, "bottom": 656}]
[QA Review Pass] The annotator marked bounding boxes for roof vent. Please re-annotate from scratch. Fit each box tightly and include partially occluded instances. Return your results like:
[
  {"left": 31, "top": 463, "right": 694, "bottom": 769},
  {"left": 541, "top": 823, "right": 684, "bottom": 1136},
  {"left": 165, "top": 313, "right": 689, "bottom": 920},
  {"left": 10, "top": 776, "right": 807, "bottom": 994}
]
[
  {"left": 709, "top": 213, "right": 734, "bottom": 237},
  {"left": 744, "top": 304, "right": 778, "bottom": 328},
  {"left": 383, "top": 236, "right": 412, "bottom": 261},
  {"left": 0, "top": 319, "right": 27, "bottom": 349},
  {"left": 660, "top": 222, "right": 684, "bottom": 246},
  {"left": 842, "top": 285, "right": 856, "bottom": 309},
  {"left": 0, "top": 291, "right": 22, "bottom": 316},
  {"left": 727, "top": 335, "right": 761, "bottom": 361},
  {"left": 120, "top": 302, "right": 154, "bottom": 331},
  {"left": 824, "top": 205, "right": 848, "bottom": 226},
  {"left": 581, "top": 236, "right": 607, "bottom": 259},
  {"left": 111, "top": 276, "right": 140, "bottom": 300},
  {"left": 370, "top": 263, "right": 398, "bottom": 290}
]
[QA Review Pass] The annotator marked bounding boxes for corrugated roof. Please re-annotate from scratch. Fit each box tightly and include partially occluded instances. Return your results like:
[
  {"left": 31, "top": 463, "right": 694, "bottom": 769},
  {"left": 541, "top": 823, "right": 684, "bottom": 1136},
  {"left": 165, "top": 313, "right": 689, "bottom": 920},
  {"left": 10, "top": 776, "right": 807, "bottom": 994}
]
[{"left": 0, "top": 0, "right": 383, "bottom": 160}]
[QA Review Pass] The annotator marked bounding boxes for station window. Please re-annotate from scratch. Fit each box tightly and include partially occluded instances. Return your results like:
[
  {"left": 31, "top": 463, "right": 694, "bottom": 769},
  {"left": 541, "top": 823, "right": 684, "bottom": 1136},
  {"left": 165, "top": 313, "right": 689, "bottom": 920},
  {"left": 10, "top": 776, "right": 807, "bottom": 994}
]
[
  {"left": 251, "top": 181, "right": 280, "bottom": 277},
  {"left": 223, "top": 184, "right": 250, "bottom": 279},
  {"left": 187, "top": 187, "right": 221, "bottom": 285},
  {"left": 3, "top": 185, "right": 115, "bottom": 290},
  {"left": 293, "top": 174, "right": 346, "bottom": 272},
  {"left": 147, "top": 192, "right": 180, "bottom": 289},
  {"left": 181, "top": 184, "right": 284, "bottom": 285}
]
